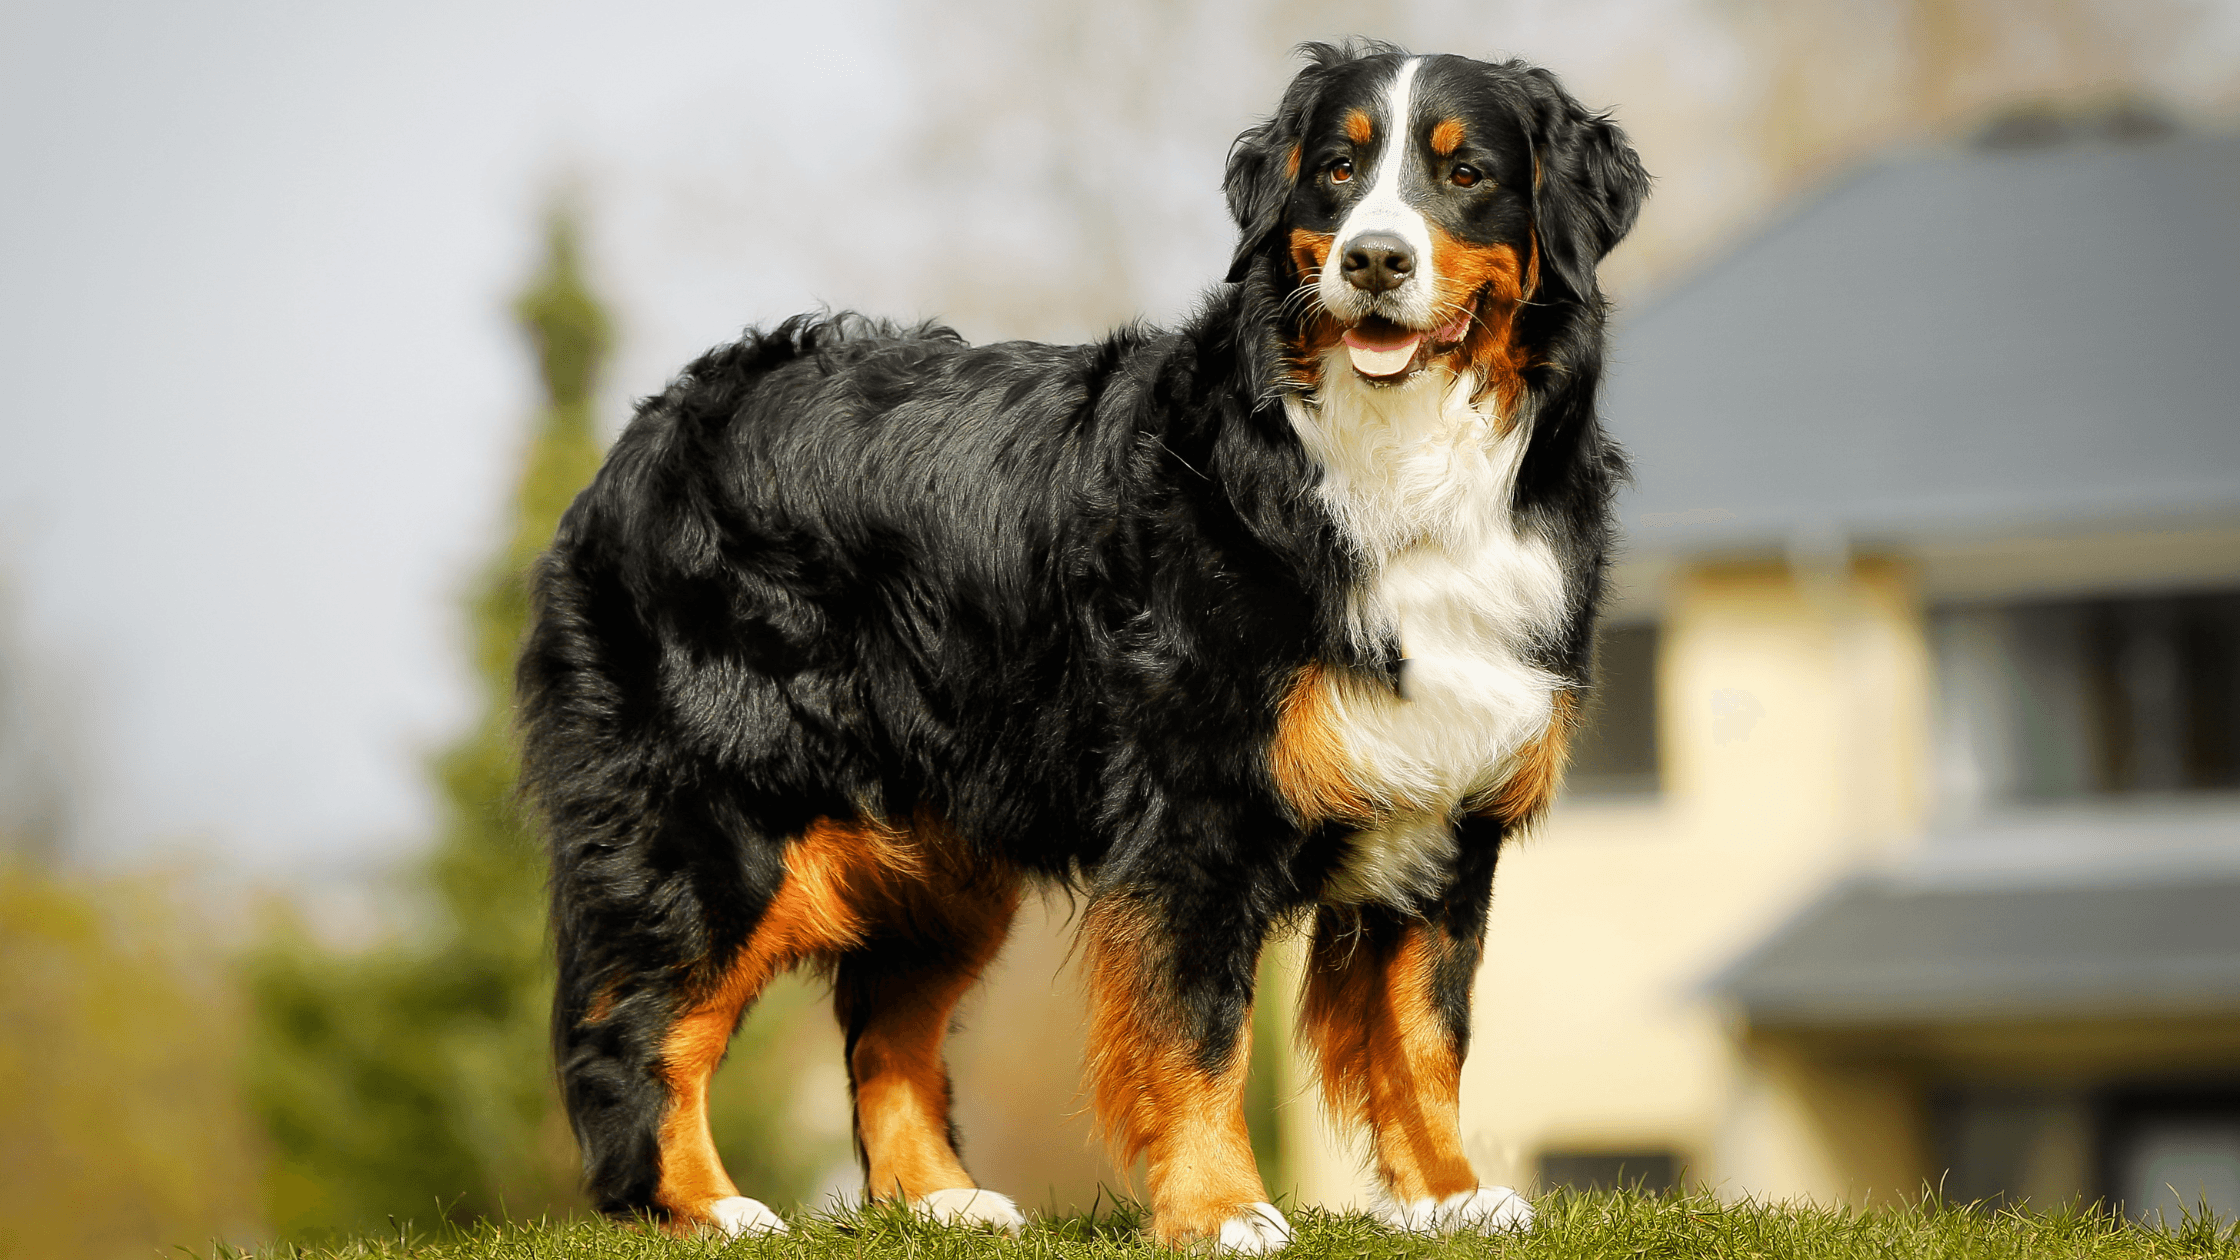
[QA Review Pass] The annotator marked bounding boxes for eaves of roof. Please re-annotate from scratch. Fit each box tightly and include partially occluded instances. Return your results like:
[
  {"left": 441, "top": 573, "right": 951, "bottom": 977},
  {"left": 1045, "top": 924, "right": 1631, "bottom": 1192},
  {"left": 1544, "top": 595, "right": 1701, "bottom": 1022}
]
[
  {"left": 1602, "top": 133, "right": 2240, "bottom": 559},
  {"left": 1711, "top": 873, "right": 2240, "bottom": 1028}
]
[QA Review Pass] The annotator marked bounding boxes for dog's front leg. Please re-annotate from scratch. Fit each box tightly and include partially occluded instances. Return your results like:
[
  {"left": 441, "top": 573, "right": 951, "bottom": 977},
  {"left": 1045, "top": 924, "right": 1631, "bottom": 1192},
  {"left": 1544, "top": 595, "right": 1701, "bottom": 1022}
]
[
  {"left": 1298, "top": 830, "right": 1532, "bottom": 1235},
  {"left": 1080, "top": 888, "right": 1288, "bottom": 1252}
]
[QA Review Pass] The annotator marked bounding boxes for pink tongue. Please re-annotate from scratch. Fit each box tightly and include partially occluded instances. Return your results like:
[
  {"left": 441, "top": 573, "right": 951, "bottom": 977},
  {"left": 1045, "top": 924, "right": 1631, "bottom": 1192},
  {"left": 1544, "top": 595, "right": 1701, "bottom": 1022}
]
[{"left": 1342, "top": 327, "right": 1422, "bottom": 377}]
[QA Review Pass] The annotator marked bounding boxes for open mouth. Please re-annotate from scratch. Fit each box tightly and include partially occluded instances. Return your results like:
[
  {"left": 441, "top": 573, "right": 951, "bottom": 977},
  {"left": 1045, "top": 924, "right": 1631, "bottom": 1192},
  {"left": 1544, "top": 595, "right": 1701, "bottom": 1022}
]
[{"left": 1338, "top": 304, "right": 1478, "bottom": 381}]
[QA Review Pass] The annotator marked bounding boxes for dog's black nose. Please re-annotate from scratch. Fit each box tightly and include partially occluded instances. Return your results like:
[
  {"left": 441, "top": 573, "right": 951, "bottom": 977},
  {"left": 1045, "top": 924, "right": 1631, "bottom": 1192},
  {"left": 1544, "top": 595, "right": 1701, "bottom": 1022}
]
[{"left": 1341, "top": 233, "right": 1415, "bottom": 293}]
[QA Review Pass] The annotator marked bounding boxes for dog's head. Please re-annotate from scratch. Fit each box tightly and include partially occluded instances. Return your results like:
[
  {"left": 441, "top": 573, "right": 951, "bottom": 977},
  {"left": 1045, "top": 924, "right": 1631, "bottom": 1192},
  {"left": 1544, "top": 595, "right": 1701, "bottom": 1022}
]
[{"left": 1226, "top": 44, "right": 1647, "bottom": 388}]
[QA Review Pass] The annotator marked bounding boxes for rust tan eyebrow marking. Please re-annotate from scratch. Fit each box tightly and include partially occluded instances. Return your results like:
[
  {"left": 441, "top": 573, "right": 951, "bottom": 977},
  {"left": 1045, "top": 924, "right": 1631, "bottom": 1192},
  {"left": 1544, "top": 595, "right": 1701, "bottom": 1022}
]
[
  {"left": 1345, "top": 109, "right": 1373, "bottom": 145},
  {"left": 1430, "top": 117, "right": 1466, "bottom": 156}
]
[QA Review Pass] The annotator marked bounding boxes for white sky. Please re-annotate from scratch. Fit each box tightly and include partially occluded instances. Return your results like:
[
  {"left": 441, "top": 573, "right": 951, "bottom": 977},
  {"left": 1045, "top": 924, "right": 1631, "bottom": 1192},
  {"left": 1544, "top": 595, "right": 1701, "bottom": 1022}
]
[
  {"left": 2, "top": 0, "right": 2234, "bottom": 879},
  {"left": 0, "top": 0, "right": 918, "bottom": 873}
]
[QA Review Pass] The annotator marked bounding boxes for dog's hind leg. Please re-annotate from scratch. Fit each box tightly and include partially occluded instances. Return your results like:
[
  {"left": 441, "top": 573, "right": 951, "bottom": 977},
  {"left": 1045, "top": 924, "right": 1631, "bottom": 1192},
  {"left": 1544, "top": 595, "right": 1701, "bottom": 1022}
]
[
  {"left": 832, "top": 842, "right": 1024, "bottom": 1231},
  {"left": 1298, "top": 831, "right": 1532, "bottom": 1235},
  {"left": 641, "top": 949, "right": 788, "bottom": 1239},
  {"left": 554, "top": 811, "right": 925, "bottom": 1237},
  {"left": 1081, "top": 888, "right": 1287, "bottom": 1253}
]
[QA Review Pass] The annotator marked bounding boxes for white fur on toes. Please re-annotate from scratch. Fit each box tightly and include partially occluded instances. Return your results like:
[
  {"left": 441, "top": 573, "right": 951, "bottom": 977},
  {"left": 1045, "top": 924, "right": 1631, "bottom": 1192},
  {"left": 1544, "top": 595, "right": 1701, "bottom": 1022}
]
[
  {"left": 1380, "top": 1185, "right": 1534, "bottom": 1235},
  {"left": 1380, "top": 1195, "right": 1444, "bottom": 1234},
  {"left": 913, "top": 1187, "right": 1026, "bottom": 1234},
  {"left": 708, "top": 1196, "right": 790, "bottom": 1237},
  {"left": 1446, "top": 1184, "right": 1535, "bottom": 1232},
  {"left": 1216, "top": 1202, "right": 1294, "bottom": 1254}
]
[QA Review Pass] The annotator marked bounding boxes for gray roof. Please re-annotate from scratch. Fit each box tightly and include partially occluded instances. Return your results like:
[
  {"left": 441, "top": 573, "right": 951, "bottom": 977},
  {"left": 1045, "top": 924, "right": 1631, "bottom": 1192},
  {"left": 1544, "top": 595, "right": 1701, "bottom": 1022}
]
[
  {"left": 1714, "top": 874, "right": 2240, "bottom": 1028},
  {"left": 1604, "top": 132, "right": 2240, "bottom": 556}
]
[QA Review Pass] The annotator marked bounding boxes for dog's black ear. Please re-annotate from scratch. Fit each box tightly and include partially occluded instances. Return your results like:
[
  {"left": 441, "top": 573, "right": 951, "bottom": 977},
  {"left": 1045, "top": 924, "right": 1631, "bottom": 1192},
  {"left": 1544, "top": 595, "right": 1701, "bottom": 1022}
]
[
  {"left": 1517, "top": 67, "right": 1649, "bottom": 301},
  {"left": 1224, "top": 46, "right": 1349, "bottom": 284}
]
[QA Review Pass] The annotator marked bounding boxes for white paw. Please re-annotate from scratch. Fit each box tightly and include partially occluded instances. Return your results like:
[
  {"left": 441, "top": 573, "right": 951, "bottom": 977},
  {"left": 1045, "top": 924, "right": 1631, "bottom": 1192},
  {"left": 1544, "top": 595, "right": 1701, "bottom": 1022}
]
[
  {"left": 1216, "top": 1202, "right": 1293, "bottom": 1254},
  {"left": 708, "top": 1195, "right": 790, "bottom": 1237},
  {"left": 1380, "top": 1185, "right": 1533, "bottom": 1235},
  {"left": 913, "top": 1186, "right": 1025, "bottom": 1234},
  {"left": 1380, "top": 1195, "right": 1443, "bottom": 1233},
  {"left": 1448, "top": 1184, "right": 1534, "bottom": 1232}
]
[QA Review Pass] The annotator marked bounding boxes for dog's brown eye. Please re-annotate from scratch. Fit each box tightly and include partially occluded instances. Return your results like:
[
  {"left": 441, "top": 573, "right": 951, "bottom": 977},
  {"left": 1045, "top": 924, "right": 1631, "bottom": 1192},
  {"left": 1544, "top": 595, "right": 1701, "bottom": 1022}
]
[
  {"left": 1451, "top": 164, "right": 1483, "bottom": 188},
  {"left": 1329, "top": 160, "right": 1353, "bottom": 184}
]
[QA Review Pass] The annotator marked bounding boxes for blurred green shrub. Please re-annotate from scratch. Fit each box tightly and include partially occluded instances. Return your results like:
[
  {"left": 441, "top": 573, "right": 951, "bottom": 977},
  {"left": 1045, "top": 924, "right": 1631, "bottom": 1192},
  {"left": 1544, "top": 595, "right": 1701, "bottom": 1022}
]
[{"left": 0, "top": 861, "right": 263, "bottom": 1259}]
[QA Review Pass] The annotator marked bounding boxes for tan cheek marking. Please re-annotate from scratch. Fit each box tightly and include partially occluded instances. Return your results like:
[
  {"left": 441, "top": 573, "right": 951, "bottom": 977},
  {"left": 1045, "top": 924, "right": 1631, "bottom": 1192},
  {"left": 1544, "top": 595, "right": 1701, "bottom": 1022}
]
[
  {"left": 1284, "top": 143, "right": 1300, "bottom": 181},
  {"left": 1269, "top": 663, "right": 1376, "bottom": 823},
  {"left": 1429, "top": 118, "right": 1466, "bottom": 156},
  {"left": 1345, "top": 109, "right": 1373, "bottom": 145},
  {"left": 1480, "top": 690, "right": 1576, "bottom": 829},
  {"left": 1288, "top": 226, "right": 1332, "bottom": 286},
  {"left": 1426, "top": 223, "right": 1534, "bottom": 424},
  {"left": 1282, "top": 230, "right": 1342, "bottom": 393},
  {"left": 653, "top": 817, "right": 924, "bottom": 1229},
  {"left": 1081, "top": 898, "right": 1268, "bottom": 1247}
]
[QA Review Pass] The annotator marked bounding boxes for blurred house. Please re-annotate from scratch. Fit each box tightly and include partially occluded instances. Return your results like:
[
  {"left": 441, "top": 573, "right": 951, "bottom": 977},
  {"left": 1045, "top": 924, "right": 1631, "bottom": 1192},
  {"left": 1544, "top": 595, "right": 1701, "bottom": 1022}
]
[{"left": 1287, "top": 112, "right": 2240, "bottom": 1221}]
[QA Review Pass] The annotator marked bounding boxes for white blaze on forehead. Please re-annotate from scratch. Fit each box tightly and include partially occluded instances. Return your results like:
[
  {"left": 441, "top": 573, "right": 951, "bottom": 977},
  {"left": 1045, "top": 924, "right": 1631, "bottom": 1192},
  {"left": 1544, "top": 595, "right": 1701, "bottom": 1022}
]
[
  {"left": 1349, "top": 59, "right": 1422, "bottom": 236},
  {"left": 1320, "top": 58, "right": 1439, "bottom": 327}
]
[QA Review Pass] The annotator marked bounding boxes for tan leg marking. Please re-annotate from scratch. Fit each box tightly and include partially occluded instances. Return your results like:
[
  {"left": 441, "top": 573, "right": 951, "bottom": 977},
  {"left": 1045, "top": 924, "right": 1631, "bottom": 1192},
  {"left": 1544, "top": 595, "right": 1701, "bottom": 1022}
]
[
  {"left": 1301, "top": 914, "right": 1475, "bottom": 1204},
  {"left": 654, "top": 817, "right": 923, "bottom": 1230},
  {"left": 1082, "top": 898, "right": 1269, "bottom": 1247},
  {"left": 846, "top": 855, "right": 1022, "bottom": 1202}
]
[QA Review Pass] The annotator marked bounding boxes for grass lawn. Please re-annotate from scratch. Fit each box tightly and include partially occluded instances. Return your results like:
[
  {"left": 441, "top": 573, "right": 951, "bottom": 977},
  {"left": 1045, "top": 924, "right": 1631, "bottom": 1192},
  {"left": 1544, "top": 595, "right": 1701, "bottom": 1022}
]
[{"left": 210, "top": 1190, "right": 2239, "bottom": 1260}]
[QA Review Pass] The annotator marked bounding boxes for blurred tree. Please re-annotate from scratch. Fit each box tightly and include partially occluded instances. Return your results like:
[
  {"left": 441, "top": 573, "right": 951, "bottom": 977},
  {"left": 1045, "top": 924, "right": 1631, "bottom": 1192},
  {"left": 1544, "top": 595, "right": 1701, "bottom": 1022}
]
[
  {"left": 243, "top": 211, "right": 851, "bottom": 1241},
  {"left": 0, "top": 571, "right": 261, "bottom": 1258},
  {"left": 0, "top": 863, "right": 266, "bottom": 1260},
  {"left": 242, "top": 212, "right": 609, "bottom": 1237}
]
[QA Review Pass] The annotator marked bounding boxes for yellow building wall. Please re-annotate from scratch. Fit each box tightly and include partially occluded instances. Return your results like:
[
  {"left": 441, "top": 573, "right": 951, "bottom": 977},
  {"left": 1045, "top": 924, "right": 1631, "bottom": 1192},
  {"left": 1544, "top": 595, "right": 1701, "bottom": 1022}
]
[{"left": 1280, "top": 557, "right": 1941, "bottom": 1210}]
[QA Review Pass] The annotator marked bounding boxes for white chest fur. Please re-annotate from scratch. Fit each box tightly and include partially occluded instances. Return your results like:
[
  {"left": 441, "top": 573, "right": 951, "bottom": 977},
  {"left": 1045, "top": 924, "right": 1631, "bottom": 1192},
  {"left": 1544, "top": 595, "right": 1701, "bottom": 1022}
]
[{"left": 1286, "top": 358, "right": 1568, "bottom": 906}]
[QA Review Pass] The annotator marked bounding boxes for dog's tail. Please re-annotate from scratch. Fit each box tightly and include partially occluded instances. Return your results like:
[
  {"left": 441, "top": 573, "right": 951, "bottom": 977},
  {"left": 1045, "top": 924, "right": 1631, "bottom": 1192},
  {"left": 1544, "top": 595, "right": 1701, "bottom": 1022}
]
[{"left": 517, "top": 543, "right": 673, "bottom": 1214}]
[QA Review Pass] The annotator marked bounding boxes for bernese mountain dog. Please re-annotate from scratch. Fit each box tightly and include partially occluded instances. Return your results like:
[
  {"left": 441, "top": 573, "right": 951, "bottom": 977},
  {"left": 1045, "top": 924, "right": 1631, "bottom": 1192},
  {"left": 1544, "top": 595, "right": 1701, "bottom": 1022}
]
[{"left": 518, "top": 40, "right": 1646, "bottom": 1253}]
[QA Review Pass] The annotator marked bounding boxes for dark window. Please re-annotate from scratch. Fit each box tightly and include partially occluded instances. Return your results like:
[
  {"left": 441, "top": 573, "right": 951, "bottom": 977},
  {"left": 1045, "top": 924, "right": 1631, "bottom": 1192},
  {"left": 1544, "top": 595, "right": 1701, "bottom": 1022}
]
[
  {"left": 1931, "top": 1081, "right": 2240, "bottom": 1218},
  {"left": 1931, "top": 1085, "right": 2090, "bottom": 1210},
  {"left": 1568, "top": 622, "right": 1660, "bottom": 797},
  {"left": 1538, "top": 1149, "right": 1680, "bottom": 1193},
  {"left": 2100, "top": 1086, "right": 2240, "bottom": 1223},
  {"left": 1934, "top": 591, "right": 2240, "bottom": 803}
]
